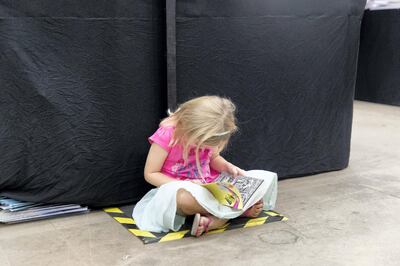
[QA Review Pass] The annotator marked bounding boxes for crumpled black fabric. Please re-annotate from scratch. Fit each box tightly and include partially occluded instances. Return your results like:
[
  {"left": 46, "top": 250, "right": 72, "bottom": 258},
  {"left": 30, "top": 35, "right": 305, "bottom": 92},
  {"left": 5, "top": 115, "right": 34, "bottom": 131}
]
[
  {"left": 356, "top": 9, "right": 400, "bottom": 106},
  {"left": 0, "top": 0, "right": 366, "bottom": 206},
  {"left": 175, "top": 0, "right": 366, "bottom": 178},
  {"left": 0, "top": 0, "right": 166, "bottom": 206}
]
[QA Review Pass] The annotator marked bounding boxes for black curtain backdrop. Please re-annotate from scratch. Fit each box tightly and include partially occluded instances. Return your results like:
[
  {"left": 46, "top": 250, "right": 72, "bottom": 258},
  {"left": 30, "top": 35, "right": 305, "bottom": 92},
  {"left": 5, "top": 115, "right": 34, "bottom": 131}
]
[
  {"left": 175, "top": 0, "right": 366, "bottom": 178},
  {"left": 0, "top": 0, "right": 166, "bottom": 206},
  {"left": 356, "top": 9, "right": 400, "bottom": 106},
  {"left": 0, "top": 0, "right": 366, "bottom": 206}
]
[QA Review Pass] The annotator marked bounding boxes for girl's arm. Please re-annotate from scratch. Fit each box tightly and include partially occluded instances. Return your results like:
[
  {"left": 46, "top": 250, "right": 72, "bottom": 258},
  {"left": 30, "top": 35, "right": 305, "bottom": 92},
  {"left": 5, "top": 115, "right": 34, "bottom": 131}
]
[
  {"left": 210, "top": 152, "right": 246, "bottom": 177},
  {"left": 144, "top": 143, "right": 177, "bottom": 187}
]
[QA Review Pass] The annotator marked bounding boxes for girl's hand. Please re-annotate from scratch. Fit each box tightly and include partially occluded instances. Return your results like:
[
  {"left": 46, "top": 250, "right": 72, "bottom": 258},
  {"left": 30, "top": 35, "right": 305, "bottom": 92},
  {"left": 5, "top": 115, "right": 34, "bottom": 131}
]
[{"left": 226, "top": 163, "right": 246, "bottom": 177}]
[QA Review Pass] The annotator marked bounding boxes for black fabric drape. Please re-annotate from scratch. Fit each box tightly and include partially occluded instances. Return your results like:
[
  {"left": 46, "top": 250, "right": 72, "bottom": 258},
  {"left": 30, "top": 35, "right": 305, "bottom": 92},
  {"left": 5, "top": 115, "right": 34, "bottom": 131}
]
[
  {"left": 175, "top": 0, "right": 366, "bottom": 178},
  {"left": 356, "top": 9, "right": 400, "bottom": 106},
  {"left": 0, "top": 0, "right": 366, "bottom": 206},
  {"left": 0, "top": 0, "right": 166, "bottom": 206},
  {"left": 166, "top": 0, "right": 177, "bottom": 110}
]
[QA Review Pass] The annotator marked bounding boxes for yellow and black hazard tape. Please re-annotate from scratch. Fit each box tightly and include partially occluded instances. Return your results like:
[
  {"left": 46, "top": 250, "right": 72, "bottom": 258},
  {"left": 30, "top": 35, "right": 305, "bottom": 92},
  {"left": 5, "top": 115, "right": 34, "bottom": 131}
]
[{"left": 104, "top": 205, "right": 288, "bottom": 244}]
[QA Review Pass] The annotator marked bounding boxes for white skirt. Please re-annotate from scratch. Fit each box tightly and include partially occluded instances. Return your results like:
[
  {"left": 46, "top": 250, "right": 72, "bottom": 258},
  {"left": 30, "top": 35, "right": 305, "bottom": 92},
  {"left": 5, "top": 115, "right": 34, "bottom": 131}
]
[{"left": 132, "top": 170, "right": 278, "bottom": 233}]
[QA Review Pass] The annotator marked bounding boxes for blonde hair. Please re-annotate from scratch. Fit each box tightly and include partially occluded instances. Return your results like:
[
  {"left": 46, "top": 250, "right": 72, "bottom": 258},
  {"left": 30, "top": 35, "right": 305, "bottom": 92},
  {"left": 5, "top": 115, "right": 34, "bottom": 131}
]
[{"left": 160, "top": 95, "right": 238, "bottom": 179}]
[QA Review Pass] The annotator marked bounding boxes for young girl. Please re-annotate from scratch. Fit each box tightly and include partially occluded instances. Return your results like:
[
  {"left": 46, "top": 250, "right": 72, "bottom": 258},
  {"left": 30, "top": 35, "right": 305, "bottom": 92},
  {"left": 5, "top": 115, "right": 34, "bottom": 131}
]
[{"left": 132, "top": 96, "right": 278, "bottom": 237}]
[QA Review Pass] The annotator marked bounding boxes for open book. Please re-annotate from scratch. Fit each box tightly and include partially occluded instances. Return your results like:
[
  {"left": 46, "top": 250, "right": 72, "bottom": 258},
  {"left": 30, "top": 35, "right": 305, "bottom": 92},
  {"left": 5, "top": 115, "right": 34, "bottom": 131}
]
[{"left": 202, "top": 172, "right": 264, "bottom": 210}]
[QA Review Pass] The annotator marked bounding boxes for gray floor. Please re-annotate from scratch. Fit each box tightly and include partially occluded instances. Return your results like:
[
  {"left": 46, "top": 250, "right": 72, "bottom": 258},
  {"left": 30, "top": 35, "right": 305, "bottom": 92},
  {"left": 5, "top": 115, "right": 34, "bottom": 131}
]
[{"left": 1, "top": 100, "right": 399, "bottom": 266}]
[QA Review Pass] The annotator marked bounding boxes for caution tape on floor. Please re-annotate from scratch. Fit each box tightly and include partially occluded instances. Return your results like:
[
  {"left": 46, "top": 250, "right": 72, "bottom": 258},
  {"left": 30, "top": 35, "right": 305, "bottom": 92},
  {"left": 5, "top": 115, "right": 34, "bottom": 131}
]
[{"left": 104, "top": 206, "right": 288, "bottom": 244}]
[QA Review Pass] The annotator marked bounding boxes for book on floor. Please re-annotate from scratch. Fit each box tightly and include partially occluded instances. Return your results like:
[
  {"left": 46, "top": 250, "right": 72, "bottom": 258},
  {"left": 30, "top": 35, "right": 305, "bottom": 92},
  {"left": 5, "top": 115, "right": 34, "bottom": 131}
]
[{"left": 0, "top": 196, "right": 89, "bottom": 224}]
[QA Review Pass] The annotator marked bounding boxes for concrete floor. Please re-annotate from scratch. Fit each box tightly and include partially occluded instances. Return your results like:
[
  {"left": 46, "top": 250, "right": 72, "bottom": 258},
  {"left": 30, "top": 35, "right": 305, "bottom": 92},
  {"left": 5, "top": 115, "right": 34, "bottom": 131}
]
[{"left": 1, "top": 100, "right": 399, "bottom": 266}]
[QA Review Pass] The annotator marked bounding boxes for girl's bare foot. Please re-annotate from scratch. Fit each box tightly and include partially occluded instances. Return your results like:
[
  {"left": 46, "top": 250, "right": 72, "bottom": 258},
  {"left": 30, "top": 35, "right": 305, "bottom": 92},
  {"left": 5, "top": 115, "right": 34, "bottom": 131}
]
[
  {"left": 241, "top": 199, "right": 264, "bottom": 218},
  {"left": 191, "top": 214, "right": 227, "bottom": 237}
]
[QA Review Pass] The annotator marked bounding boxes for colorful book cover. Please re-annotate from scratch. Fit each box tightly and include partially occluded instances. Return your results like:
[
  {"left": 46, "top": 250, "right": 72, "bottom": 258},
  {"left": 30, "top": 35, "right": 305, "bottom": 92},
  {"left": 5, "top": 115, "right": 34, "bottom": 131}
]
[
  {"left": 202, "top": 172, "right": 264, "bottom": 210},
  {"left": 202, "top": 182, "right": 243, "bottom": 209}
]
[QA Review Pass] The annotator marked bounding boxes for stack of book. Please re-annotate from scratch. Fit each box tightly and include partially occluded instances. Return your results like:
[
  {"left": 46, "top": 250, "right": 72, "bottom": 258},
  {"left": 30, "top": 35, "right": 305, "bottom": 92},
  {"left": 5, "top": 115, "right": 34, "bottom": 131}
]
[
  {"left": 366, "top": 0, "right": 400, "bottom": 10},
  {"left": 0, "top": 196, "right": 89, "bottom": 224}
]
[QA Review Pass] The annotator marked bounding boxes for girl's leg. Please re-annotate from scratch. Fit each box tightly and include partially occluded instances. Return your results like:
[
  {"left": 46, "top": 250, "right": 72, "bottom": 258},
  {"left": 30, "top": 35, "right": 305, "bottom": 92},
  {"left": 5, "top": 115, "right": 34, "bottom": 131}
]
[
  {"left": 176, "top": 189, "right": 227, "bottom": 234},
  {"left": 176, "top": 188, "right": 208, "bottom": 216}
]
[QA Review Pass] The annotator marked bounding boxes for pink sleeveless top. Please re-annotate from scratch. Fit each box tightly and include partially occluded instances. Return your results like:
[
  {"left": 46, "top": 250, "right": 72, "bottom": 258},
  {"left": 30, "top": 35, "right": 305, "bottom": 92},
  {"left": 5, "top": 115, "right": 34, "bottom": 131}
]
[{"left": 148, "top": 125, "right": 219, "bottom": 183}]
